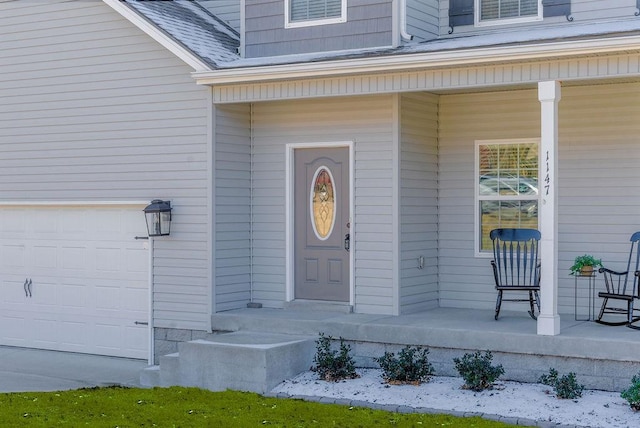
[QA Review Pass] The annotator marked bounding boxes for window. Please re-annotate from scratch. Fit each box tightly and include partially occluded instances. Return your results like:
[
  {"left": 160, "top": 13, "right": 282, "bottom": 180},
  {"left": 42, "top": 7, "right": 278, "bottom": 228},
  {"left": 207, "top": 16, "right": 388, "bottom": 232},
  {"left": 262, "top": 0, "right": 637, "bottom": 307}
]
[
  {"left": 476, "top": 0, "right": 542, "bottom": 25},
  {"left": 286, "top": 0, "right": 346, "bottom": 28},
  {"left": 476, "top": 139, "right": 539, "bottom": 254}
]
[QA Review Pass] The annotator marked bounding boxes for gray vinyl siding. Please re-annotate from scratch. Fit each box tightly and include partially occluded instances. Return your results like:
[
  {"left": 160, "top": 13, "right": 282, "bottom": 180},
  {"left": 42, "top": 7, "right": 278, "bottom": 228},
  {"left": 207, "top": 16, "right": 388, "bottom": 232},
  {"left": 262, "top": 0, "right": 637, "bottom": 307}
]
[
  {"left": 441, "top": 0, "right": 639, "bottom": 37},
  {"left": 0, "top": 1, "right": 211, "bottom": 330},
  {"left": 405, "top": 0, "right": 439, "bottom": 42},
  {"left": 199, "top": 0, "right": 241, "bottom": 32},
  {"left": 399, "top": 93, "right": 439, "bottom": 314},
  {"left": 244, "top": 0, "right": 393, "bottom": 58},
  {"left": 438, "top": 82, "right": 640, "bottom": 315},
  {"left": 214, "top": 104, "right": 252, "bottom": 312},
  {"left": 251, "top": 95, "right": 396, "bottom": 314}
]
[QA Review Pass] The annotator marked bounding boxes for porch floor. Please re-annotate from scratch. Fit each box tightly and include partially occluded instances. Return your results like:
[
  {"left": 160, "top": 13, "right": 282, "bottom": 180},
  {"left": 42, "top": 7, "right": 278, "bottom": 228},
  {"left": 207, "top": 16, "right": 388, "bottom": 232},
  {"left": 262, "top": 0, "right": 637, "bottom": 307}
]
[{"left": 211, "top": 306, "right": 640, "bottom": 391}]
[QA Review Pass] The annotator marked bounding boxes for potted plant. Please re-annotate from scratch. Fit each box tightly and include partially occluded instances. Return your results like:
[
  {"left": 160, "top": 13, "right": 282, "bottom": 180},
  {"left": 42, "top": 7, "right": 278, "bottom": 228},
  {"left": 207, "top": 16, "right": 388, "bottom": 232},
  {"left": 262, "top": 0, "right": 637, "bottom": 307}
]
[{"left": 569, "top": 254, "right": 602, "bottom": 276}]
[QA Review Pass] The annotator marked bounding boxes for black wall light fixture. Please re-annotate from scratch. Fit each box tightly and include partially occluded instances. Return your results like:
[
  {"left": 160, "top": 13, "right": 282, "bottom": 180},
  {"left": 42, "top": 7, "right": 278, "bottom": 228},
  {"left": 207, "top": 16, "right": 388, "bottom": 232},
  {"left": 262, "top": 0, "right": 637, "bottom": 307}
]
[{"left": 144, "top": 200, "right": 172, "bottom": 237}]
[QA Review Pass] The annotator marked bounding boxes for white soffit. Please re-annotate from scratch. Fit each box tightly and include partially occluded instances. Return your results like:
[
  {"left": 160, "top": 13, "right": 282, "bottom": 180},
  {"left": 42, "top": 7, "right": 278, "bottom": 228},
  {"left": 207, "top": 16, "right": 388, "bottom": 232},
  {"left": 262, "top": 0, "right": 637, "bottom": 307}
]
[{"left": 193, "top": 34, "right": 640, "bottom": 86}]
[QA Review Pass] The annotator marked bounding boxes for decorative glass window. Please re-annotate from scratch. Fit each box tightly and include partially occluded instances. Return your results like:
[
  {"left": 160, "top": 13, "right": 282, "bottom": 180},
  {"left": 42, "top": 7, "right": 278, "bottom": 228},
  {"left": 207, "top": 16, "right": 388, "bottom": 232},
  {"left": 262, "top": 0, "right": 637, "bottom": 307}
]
[
  {"left": 310, "top": 166, "right": 336, "bottom": 240},
  {"left": 286, "top": 0, "right": 346, "bottom": 28},
  {"left": 476, "top": 139, "right": 539, "bottom": 253},
  {"left": 476, "top": 0, "right": 541, "bottom": 25}
]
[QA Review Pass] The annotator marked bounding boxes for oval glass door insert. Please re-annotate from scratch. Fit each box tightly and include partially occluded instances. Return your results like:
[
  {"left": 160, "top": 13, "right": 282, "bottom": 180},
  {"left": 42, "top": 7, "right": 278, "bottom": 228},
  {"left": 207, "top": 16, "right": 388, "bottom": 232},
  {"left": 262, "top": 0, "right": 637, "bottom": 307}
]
[{"left": 310, "top": 166, "right": 336, "bottom": 240}]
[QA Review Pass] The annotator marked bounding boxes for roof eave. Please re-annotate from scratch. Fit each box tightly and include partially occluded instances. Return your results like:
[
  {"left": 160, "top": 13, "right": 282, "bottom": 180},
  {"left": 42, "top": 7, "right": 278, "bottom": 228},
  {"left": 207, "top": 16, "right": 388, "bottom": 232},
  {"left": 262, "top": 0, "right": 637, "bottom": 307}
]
[{"left": 193, "top": 33, "right": 640, "bottom": 86}]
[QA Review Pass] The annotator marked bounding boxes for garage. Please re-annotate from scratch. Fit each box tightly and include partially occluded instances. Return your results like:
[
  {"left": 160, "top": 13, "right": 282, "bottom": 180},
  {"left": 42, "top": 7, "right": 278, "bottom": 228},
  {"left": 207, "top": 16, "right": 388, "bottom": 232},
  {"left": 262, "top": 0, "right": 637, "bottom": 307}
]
[{"left": 0, "top": 204, "right": 150, "bottom": 359}]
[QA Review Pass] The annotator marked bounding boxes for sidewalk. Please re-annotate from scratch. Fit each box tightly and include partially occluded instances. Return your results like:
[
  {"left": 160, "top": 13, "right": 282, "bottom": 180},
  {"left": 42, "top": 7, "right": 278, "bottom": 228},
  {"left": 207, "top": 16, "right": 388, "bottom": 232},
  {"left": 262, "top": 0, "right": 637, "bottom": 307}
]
[{"left": 0, "top": 346, "right": 147, "bottom": 392}]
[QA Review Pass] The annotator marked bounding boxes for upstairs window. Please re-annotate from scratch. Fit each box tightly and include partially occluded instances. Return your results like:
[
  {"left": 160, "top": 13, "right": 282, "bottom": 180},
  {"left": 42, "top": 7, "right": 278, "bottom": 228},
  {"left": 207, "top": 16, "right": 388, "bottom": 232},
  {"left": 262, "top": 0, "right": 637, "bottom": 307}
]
[
  {"left": 476, "top": 0, "right": 542, "bottom": 26},
  {"left": 286, "top": 0, "right": 346, "bottom": 28}
]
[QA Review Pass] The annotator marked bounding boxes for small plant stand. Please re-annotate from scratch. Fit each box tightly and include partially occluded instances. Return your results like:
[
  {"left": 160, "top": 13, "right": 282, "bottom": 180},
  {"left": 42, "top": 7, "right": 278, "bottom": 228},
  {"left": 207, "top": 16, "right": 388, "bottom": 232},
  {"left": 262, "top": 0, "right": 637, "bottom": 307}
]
[{"left": 574, "top": 271, "right": 596, "bottom": 321}]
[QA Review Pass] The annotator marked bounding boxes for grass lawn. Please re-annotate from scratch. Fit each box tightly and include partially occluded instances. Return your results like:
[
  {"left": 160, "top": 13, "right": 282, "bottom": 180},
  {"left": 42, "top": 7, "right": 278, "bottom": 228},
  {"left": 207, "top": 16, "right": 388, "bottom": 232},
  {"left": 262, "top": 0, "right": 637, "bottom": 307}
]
[{"left": 0, "top": 386, "right": 522, "bottom": 427}]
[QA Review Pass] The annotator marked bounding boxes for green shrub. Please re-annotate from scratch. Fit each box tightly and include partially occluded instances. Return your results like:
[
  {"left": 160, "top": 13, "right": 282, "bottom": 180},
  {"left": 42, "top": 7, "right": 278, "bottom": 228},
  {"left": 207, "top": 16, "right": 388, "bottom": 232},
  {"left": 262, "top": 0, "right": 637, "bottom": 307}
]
[
  {"left": 375, "top": 346, "right": 434, "bottom": 384},
  {"left": 538, "top": 368, "right": 584, "bottom": 399},
  {"left": 312, "top": 332, "right": 358, "bottom": 381},
  {"left": 621, "top": 372, "right": 640, "bottom": 411},
  {"left": 453, "top": 351, "right": 504, "bottom": 392}
]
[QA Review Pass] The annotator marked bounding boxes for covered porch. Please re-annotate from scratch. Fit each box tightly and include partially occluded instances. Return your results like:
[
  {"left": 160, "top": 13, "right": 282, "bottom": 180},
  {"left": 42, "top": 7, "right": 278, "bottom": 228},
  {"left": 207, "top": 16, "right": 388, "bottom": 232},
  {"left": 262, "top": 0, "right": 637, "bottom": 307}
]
[{"left": 210, "top": 305, "right": 640, "bottom": 392}]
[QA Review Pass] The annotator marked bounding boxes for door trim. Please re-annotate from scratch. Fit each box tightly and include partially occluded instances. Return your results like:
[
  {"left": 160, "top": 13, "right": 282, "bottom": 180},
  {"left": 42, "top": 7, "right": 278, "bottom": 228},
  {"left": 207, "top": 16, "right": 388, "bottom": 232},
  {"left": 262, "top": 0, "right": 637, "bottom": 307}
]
[{"left": 285, "top": 142, "right": 354, "bottom": 306}]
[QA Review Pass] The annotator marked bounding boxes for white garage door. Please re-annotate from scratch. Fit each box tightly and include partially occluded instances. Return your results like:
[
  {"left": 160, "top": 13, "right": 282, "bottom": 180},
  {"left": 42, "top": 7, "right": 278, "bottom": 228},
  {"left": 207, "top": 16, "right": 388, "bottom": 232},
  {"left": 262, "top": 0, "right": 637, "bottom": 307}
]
[{"left": 0, "top": 205, "right": 149, "bottom": 359}]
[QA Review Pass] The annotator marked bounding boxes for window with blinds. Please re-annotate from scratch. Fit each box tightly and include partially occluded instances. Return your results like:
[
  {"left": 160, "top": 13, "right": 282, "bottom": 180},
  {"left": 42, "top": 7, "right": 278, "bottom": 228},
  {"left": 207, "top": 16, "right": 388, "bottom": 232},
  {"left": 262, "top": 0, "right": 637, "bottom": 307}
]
[
  {"left": 479, "top": 0, "right": 540, "bottom": 23},
  {"left": 286, "top": 0, "right": 346, "bottom": 27}
]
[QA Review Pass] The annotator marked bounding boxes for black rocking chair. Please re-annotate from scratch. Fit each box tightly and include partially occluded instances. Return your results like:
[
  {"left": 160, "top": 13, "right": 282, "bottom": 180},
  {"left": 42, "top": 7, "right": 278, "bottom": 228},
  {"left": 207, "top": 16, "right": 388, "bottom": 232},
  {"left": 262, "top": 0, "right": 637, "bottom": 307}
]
[
  {"left": 490, "top": 228, "right": 541, "bottom": 320},
  {"left": 596, "top": 231, "right": 640, "bottom": 329}
]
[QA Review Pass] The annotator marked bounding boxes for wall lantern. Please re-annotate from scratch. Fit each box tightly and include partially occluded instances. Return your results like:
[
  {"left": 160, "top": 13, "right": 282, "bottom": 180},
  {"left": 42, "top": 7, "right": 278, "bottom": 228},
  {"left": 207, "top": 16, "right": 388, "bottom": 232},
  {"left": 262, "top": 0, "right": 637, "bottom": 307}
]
[{"left": 144, "top": 200, "right": 172, "bottom": 237}]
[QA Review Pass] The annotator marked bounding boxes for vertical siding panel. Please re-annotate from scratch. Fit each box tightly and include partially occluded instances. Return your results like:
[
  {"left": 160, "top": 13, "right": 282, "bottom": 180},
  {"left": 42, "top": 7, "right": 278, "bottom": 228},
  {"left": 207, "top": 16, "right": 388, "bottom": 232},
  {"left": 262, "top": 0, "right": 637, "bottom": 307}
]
[
  {"left": 251, "top": 96, "right": 396, "bottom": 314},
  {"left": 214, "top": 104, "right": 252, "bottom": 312},
  {"left": 399, "top": 93, "right": 439, "bottom": 313},
  {"left": 0, "top": 1, "right": 211, "bottom": 330}
]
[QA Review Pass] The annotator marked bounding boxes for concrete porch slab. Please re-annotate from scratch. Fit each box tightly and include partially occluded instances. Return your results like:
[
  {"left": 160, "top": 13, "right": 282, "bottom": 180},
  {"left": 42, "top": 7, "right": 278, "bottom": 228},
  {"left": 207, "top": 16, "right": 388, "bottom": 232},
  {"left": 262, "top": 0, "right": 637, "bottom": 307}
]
[{"left": 211, "top": 307, "right": 640, "bottom": 391}]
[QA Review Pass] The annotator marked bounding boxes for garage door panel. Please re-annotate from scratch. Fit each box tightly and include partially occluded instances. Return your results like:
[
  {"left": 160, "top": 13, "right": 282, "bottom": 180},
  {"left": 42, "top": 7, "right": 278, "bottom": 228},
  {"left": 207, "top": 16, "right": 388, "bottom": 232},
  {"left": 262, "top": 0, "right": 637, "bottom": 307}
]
[
  {"left": 33, "top": 245, "right": 57, "bottom": 270},
  {"left": 1, "top": 277, "right": 29, "bottom": 305},
  {"left": 0, "top": 209, "right": 27, "bottom": 235},
  {"left": 32, "top": 316, "right": 60, "bottom": 347},
  {"left": 126, "top": 248, "right": 149, "bottom": 273},
  {"left": 2, "top": 244, "right": 26, "bottom": 270},
  {"left": 0, "top": 206, "right": 149, "bottom": 359},
  {"left": 31, "top": 280, "right": 57, "bottom": 309},
  {"left": 0, "top": 312, "right": 27, "bottom": 344},
  {"left": 123, "top": 287, "right": 147, "bottom": 312},
  {"left": 59, "top": 282, "right": 86, "bottom": 310},
  {"left": 95, "top": 247, "right": 121, "bottom": 272},
  {"left": 61, "top": 246, "right": 88, "bottom": 272}
]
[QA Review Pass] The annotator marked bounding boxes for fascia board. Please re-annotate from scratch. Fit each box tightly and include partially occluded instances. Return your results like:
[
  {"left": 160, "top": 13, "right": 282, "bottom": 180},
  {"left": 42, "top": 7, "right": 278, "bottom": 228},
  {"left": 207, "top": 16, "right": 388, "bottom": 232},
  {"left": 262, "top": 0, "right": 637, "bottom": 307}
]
[
  {"left": 193, "top": 34, "right": 640, "bottom": 85},
  {"left": 102, "top": 0, "right": 211, "bottom": 72}
]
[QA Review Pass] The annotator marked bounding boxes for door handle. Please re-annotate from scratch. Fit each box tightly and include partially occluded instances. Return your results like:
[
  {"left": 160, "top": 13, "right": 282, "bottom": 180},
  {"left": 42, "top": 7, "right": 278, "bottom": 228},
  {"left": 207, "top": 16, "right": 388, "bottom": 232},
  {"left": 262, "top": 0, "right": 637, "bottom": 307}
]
[
  {"left": 344, "top": 233, "right": 350, "bottom": 252},
  {"left": 23, "top": 278, "right": 32, "bottom": 298}
]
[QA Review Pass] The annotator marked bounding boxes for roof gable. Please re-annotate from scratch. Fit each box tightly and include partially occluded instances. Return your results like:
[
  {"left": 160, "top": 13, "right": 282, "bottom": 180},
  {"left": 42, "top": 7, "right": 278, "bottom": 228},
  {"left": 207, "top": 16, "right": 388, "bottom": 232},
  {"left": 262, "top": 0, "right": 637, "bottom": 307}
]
[{"left": 105, "top": 0, "right": 240, "bottom": 71}]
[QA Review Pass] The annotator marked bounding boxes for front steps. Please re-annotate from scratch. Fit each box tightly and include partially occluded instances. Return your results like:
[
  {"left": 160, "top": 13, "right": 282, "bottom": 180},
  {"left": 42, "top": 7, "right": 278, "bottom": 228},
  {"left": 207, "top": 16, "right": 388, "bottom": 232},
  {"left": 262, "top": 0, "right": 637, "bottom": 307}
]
[{"left": 140, "top": 331, "right": 315, "bottom": 394}]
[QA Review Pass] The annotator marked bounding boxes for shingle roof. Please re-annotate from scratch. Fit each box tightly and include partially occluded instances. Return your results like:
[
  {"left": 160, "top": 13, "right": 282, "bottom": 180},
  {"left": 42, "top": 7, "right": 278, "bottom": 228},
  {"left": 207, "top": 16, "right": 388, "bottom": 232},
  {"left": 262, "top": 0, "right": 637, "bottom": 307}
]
[
  {"left": 124, "top": 0, "right": 239, "bottom": 69},
  {"left": 122, "top": 1, "right": 640, "bottom": 72}
]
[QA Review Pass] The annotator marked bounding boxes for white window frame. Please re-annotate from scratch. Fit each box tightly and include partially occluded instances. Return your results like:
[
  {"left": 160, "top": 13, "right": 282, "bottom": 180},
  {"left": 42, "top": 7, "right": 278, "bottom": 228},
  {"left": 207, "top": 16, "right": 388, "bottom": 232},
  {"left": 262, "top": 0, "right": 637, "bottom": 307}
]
[
  {"left": 474, "top": 0, "right": 543, "bottom": 27},
  {"left": 285, "top": 0, "right": 347, "bottom": 29},
  {"left": 474, "top": 138, "right": 540, "bottom": 257}
]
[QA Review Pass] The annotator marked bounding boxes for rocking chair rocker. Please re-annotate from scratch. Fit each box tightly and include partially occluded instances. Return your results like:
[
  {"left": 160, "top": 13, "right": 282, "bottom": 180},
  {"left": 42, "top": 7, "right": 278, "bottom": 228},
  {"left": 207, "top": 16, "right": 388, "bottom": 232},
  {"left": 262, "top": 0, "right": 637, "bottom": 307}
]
[
  {"left": 595, "top": 231, "right": 640, "bottom": 329},
  {"left": 490, "top": 228, "right": 541, "bottom": 320}
]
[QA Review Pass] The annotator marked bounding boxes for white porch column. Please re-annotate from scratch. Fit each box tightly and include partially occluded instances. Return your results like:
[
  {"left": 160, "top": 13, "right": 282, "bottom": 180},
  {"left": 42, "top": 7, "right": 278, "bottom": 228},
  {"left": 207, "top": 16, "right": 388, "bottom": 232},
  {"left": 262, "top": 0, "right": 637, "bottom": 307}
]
[{"left": 537, "top": 81, "right": 561, "bottom": 335}]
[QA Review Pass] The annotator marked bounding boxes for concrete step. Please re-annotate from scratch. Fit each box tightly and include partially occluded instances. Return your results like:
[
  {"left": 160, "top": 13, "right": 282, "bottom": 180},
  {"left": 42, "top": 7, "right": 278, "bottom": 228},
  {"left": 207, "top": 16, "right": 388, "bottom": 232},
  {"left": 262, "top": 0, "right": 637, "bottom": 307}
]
[
  {"left": 158, "top": 352, "right": 180, "bottom": 386},
  {"left": 139, "top": 365, "right": 160, "bottom": 387},
  {"left": 143, "top": 331, "right": 315, "bottom": 394}
]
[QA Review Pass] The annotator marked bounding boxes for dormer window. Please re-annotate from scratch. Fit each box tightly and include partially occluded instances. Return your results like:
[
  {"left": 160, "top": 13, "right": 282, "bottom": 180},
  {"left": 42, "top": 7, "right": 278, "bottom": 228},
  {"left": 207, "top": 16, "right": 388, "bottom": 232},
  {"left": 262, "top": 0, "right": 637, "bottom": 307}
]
[
  {"left": 476, "top": 0, "right": 542, "bottom": 26},
  {"left": 285, "top": 0, "right": 346, "bottom": 28}
]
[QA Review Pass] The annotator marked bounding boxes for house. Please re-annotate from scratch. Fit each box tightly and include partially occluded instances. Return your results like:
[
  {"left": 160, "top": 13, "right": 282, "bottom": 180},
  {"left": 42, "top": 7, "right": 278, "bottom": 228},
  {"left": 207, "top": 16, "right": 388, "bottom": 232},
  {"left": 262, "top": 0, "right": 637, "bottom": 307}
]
[{"left": 1, "top": 0, "right": 639, "bottom": 391}]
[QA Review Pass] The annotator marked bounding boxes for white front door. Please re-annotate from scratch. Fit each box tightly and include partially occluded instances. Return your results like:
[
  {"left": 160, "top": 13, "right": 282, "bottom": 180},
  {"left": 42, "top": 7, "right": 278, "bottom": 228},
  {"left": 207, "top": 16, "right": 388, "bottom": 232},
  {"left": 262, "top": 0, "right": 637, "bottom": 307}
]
[{"left": 0, "top": 206, "right": 149, "bottom": 359}]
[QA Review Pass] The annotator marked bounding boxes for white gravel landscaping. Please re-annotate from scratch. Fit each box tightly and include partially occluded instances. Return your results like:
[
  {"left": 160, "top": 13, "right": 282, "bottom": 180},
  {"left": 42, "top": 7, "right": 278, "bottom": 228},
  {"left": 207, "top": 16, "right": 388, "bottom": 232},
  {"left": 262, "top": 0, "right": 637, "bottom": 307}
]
[{"left": 271, "top": 369, "right": 640, "bottom": 427}]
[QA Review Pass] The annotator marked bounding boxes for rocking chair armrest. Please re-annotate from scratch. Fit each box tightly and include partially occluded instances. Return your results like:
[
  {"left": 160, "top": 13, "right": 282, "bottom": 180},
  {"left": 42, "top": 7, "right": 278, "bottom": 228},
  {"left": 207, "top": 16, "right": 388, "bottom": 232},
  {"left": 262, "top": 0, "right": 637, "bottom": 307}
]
[
  {"left": 598, "top": 267, "right": 628, "bottom": 276},
  {"left": 490, "top": 260, "right": 501, "bottom": 286}
]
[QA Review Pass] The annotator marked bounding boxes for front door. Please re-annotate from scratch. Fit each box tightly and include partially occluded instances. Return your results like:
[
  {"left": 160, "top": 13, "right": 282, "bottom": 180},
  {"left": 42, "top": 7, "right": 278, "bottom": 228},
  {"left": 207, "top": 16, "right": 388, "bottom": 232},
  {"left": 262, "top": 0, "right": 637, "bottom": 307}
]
[{"left": 294, "top": 147, "right": 350, "bottom": 301}]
